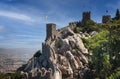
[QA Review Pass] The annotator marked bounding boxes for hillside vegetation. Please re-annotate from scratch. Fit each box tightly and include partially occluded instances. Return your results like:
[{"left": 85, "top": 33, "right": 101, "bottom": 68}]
[{"left": 78, "top": 10, "right": 120, "bottom": 79}]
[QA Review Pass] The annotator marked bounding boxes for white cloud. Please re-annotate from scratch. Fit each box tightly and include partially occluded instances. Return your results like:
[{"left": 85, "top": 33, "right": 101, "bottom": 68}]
[
  {"left": 0, "top": 10, "right": 35, "bottom": 22},
  {"left": 0, "top": 25, "right": 4, "bottom": 30},
  {"left": 0, "top": 25, "right": 7, "bottom": 32},
  {"left": 15, "top": 34, "right": 40, "bottom": 38}
]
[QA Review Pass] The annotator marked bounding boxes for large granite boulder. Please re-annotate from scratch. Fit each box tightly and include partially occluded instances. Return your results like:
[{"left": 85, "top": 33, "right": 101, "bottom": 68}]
[{"left": 20, "top": 27, "right": 89, "bottom": 79}]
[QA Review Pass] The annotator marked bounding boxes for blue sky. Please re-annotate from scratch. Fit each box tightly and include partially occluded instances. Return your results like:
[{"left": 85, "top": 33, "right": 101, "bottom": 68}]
[{"left": 0, "top": 0, "right": 119, "bottom": 51}]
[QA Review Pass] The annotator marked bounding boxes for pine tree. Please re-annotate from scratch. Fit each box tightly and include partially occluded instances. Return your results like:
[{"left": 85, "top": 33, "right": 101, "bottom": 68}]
[{"left": 115, "top": 9, "right": 120, "bottom": 20}]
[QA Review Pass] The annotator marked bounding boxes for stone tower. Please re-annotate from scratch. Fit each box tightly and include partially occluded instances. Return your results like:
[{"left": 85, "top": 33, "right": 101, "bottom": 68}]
[
  {"left": 102, "top": 15, "right": 111, "bottom": 23},
  {"left": 46, "top": 23, "right": 56, "bottom": 41},
  {"left": 82, "top": 11, "right": 91, "bottom": 25}
]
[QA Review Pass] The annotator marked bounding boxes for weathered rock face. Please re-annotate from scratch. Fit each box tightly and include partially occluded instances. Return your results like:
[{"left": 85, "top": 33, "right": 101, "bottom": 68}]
[{"left": 21, "top": 26, "right": 89, "bottom": 79}]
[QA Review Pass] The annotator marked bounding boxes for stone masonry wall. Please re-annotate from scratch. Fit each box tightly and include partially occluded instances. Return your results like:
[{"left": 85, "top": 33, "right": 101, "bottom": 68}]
[
  {"left": 82, "top": 11, "right": 91, "bottom": 25},
  {"left": 46, "top": 23, "right": 57, "bottom": 41},
  {"left": 102, "top": 15, "right": 111, "bottom": 23}
]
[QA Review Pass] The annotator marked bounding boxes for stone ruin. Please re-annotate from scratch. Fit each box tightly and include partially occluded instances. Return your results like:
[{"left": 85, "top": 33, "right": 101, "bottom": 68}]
[
  {"left": 46, "top": 23, "right": 57, "bottom": 41},
  {"left": 66, "top": 11, "right": 111, "bottom": 28},
  {"left": 20, "top": 11, "right": 112, "bottom": 79},
  {"left": 21, "top": 22, "right": 90, "bottom": 79},
  {"left": 102, "top": 15, "right": 111, "bottom": 23},
  {"left": 81, "top": 11, "right": 91, "bottom": 25},
  {"left": 68, "top": 11, "right": 92, "bottom": 27},
  {"left": 45, "top": 11, "right": 93, "bottom": 40},
  {"left": 69, "top": 22, "right": 78, "bottom": 30}
]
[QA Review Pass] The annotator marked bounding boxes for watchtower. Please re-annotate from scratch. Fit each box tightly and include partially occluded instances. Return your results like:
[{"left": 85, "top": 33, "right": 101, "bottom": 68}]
[
  {"left": 102, "top": 15, "right": 111, "bottom": 23},
  {"left": 46, "top": 23, "right": 56, "bottom": 41},
  {"left": 82, "top": 11, "right": 91, "bottom": 25}
]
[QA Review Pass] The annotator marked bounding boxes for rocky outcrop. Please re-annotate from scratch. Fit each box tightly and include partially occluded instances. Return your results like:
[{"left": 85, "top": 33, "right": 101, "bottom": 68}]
[{"left": 20, "top": 25, "right": 89, "bottom": 79}]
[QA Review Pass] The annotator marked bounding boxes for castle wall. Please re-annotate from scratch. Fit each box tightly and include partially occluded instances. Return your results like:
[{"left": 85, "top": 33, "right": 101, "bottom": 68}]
[
  {"left": 82, "top": 11, "right": 91, "bottom": 25},
  {"left": 102, "top": 15, "right": 111, "bottom": 23},
  {"left": 46, "top": 23, "right": 57, "bottom": 41},
  {"left": 69, "top": 22, "right": 77, "bottom": 30}
]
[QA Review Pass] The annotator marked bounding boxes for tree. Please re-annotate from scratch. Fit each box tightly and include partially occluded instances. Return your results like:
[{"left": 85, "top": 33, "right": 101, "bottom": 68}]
[
  {"left": 86, "top": 30, "right": 112, "bottom": 78},
  {"left": 57, "top": 39, "right": 63, "bottom": 48},
  {"left": 84, "top": 20, "right": 98, "bottom": 33},
  {"left": 115, "top": 9, "right": 120, "bottom": 20},
  {"left": 74, "top": 26, "right": 82, "bottom": 33},
  {"left": 82, "top": 10, "right": 120, "bottom": 79},
  {"left": 33, "top": 50, "right": 42, "bottom": 57},
  {"left": 102, "top": 22, "right": 120, "bottom": 69}
]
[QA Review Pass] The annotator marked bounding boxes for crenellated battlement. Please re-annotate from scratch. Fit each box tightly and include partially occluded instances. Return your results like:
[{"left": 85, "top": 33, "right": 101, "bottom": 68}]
[
  {"left": 102, "top": 15, "right": 111, "bottom": 23},
  {"left": 82, "top": 11, "right": 91, "bottom": 25}
]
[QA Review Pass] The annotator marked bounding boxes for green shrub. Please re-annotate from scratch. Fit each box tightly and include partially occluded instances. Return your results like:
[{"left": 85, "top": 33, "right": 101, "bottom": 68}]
[
  {"left": 57, "top": 40, "right": 63, "bottom": 48},
  {"left": 107, "top": 70, "right": 120, "bottom": 79},
  {"left": 84, "top": 20, "right": 98, "bottom": 33},
  {"left": 0, "top": 72, "right": 21, "bottom": 79},
  {"left": 33, "top": 50, "right": 42, "bottom": 57},
  {"left": 74, "top": 27, "right": 82, "bottom": 33}
]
